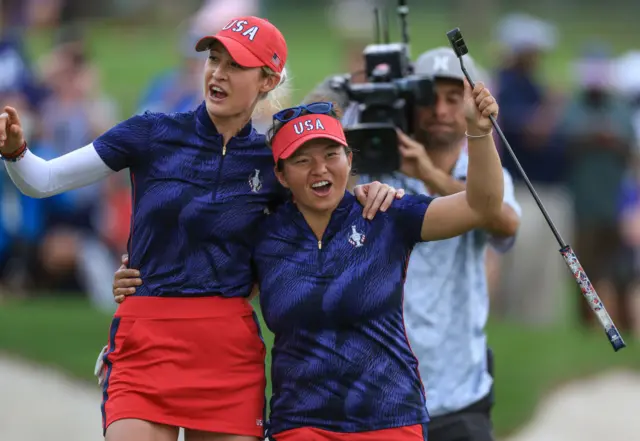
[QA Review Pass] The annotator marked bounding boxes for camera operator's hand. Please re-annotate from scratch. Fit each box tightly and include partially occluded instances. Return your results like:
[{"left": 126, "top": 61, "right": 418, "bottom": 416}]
[
  {"left": 464, "top": 80, "right": 499, "bottom": 135},
  {"left": 397, "top": 129, "right": 435, "bottom": 182}
]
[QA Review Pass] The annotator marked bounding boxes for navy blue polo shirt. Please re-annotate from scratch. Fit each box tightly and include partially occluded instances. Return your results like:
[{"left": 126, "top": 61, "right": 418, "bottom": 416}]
[
  {"left": 93, "top": 102, "right": 284, "bottom": 297},
  {"left": 254, "top": 191, "right": 433, "bottom": 436}
]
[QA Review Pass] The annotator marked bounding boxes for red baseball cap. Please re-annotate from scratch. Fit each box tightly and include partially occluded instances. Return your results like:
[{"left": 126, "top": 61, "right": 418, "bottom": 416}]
[
  {"left": 271, "top": 114, "right": 348, "bottom": 162},
  {"left": 195, "top": 16, "right": 287, "bottom": 73}
]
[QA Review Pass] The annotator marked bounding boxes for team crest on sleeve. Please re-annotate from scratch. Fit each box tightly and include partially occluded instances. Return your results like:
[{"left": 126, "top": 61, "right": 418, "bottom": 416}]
[
  {"left": 249, "top": 169, "right": 262, "bottom": 193},
  {"left": 348, "top": 225, "right": 366, "bottom": 248}
]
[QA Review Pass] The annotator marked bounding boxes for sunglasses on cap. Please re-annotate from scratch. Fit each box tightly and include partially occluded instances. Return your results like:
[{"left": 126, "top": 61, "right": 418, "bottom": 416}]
[{"left": 272, "top": 102, "right": 334, "bottom": 123}]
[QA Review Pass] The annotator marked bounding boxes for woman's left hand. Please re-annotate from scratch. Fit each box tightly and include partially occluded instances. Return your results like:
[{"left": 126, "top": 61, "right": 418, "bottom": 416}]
[
  {"left": 113, "top": 254, "right": 142, "bottom": 303},
  {"left": 354, "top": 181, "right": 405, "bottom": 220},
  {"left": 464, "top": 80, "right": 499, "bottom": 135}
]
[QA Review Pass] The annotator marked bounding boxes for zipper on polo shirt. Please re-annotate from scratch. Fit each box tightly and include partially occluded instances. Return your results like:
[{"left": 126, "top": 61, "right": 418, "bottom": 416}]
[
  {"left": 212, "top": 145, "right": 226, "bottom": 200},
  {"left": 318, "top": 240, "right": 322, "bottom": 250}
]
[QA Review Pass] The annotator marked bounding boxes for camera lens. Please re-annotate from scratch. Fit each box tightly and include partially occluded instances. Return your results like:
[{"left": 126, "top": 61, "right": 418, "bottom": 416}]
[{"left": 369, "top": 137, "right": 383, "bottom": 159}]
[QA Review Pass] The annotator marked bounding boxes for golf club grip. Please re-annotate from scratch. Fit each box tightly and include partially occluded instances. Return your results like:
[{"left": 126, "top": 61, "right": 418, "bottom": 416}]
[{"left": 560, "top": 246, "right": 626, "bottom": 351}]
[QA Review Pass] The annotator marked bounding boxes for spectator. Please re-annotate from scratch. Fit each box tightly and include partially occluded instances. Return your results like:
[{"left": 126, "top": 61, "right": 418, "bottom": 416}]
[
  {"left": 493, "top": 13, "right": 571, "bottom": 325},
  {"left": 0, "top": 91, "right": 47, "bottom": 296},
  {"left": 557, "top": 43, "right": 636, "bottom": 329},
  {"left": 37, "top": 29, "right": 118, "bottom": 224},
  {"left": 136, "top": 28, "right": 206, "bottom": 115},
  {"left": 0, "top": 9, "right": 46, "bottom": 112},
  {"left": 31, "top": 29, "right": 121, "bottom": 311},
  {"left": 616, "top": 170, "right": 640, "bottom": 337},
  {"left": 614, "top": 50, "right": 640, "bottom": 149}
]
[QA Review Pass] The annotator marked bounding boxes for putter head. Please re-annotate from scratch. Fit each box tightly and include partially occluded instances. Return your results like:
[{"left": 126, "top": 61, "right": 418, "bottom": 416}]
[{"left": 446, "top": 27, "right": 468, "bottom": 58}]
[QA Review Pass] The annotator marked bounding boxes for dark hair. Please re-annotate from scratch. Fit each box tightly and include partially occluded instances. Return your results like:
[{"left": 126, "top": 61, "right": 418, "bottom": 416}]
[{"left": 266, "top": 100, "right": 352, "bottom": 171}]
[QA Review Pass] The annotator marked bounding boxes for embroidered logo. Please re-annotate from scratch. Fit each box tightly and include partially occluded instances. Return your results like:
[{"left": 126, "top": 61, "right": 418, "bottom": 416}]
[
  {"left": 433, "top": 54, "right": 450, "bottom": 72},
  {"left": 222, "top": 20, "right": 259, "bottom": 41},
  {"left": 249, "top": 169, "right": 262, "bottom": 193},
  {"left": 348, "top": 225, "right": 366, "bottom": 248}
]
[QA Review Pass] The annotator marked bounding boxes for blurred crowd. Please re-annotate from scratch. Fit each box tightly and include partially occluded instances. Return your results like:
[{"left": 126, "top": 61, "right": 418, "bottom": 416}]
[
  {"left": 0, "top": 0, "right": 291, "bottom": 310},
  {"left": 486, "top": 15, "right": 640, "bottom": 339},
  {"left": 0, "top": 0, "right": 126, "bottom": 310},
  {"left": 2, "top": 0, "right": 640, "bottom": 338}
]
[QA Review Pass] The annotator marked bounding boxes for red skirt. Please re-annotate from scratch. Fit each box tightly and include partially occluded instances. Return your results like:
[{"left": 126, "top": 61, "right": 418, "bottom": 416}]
[
  {"left": 272, "top": 424, "right": 427, "bottom": 441},
  {"left": 101, "top": 296, "right": 266, "bottom": 437}
]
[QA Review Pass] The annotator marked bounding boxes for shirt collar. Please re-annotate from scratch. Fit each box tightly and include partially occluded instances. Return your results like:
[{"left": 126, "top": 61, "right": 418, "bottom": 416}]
[
  {"left": 284, "top": 190, "right": 355, "bottom": 237},
  {"left": 195, "top": 101, "right": 255, "bottom": 142}
]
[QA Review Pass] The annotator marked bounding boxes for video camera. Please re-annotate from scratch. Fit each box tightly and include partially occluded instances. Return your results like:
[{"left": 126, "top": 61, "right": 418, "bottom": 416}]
[{"left": 329, "top": 0, "right": 434, "bottom": 175}]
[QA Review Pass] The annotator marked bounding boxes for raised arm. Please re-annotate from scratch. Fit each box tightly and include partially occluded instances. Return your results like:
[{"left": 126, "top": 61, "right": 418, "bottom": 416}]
[
  {"left": 5, "top": 146, "right": 114, "bottom": 198},
  {"left": 0, "top": 106, "right": 113, "bottom": 197},
  {"left": 420, "top": 81, "right": 504, "bottom": 242},
  {"left": 0, "top": 106, "right": 152, "bottom": 198}
]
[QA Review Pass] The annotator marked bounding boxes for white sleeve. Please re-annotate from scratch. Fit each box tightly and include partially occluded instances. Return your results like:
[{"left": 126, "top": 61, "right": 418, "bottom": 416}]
[{"left": 4, "top": 144, "right": 115, "bottom": 198}]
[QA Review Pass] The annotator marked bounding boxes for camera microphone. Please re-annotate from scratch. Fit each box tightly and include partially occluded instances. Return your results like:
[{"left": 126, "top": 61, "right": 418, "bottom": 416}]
[{"left": 397, "top": 0, "right": 411, "bottom": 58}]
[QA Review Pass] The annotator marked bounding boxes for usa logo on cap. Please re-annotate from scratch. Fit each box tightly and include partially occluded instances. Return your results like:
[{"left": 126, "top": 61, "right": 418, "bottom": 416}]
[{"left": 194, "top": 16, "right": 288, "bottom": 74}]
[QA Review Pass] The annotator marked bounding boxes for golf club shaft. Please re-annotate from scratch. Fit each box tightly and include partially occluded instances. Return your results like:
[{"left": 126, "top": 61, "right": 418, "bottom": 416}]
[
  {"left": 459, "top": 63, "right": 625, "bottom": 351},
  {"left": 461, "top": 64, "right": 566, "bottom": 247}
]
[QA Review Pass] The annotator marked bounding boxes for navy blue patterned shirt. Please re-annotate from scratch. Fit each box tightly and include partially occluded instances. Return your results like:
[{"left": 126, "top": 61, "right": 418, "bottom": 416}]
[
  {"left": 93, "top": 102, "right": 283, "bottom": 297},
  {"left": 255, "top": 192, "right": 433, "bottom": 435}
]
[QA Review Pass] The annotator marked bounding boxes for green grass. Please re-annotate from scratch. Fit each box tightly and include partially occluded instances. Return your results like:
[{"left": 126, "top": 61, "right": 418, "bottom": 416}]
[
  {"left": 0, "top": 296, "right": 638, "bottom": 437},
  {"left": 486, "top": 320, "right": 640, "bottom": 434},
  {"left": 0, "top": 297, "right": 113, "bottom": 374}
]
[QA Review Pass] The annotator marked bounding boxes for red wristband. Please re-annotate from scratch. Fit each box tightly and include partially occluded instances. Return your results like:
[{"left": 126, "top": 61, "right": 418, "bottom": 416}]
[{"left": 1, "top": 141, "right": 28, "bottom": 162}]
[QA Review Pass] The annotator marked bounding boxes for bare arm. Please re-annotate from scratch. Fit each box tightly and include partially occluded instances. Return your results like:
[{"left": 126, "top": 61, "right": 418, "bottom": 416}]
[
  {"left": 421, "top": 167, "right": 466, "bottom": 196},
  {"left": 484, "top": 204, "right": 520, "bottom": 238},
  {"left": 5, "top": 144, "right": 115, "bottom": 198},
  {"left": 424, "top": 167, "right": 519, "bottom": 238}
]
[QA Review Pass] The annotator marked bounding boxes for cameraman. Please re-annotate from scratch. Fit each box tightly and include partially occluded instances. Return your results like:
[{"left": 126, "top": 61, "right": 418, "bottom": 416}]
[
  {"left": 386, "top": 47, "right": 521, "bottom": 441},
  {"left": 309, "top": 47, "right": 522, "bottom": 440}
]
